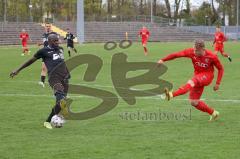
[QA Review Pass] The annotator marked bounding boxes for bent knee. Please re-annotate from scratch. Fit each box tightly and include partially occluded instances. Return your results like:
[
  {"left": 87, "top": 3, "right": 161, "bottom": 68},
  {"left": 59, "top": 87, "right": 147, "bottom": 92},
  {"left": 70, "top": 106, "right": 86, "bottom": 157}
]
[
  {"left": 53, "top": 83, "right": 64, "bottom": 93},
  {"left": 42, "top": 65, "right": 47, "bottom": 72},
  {"left": 42, "top": 68, "right": 47, "bottom": 72},
  {"left": 190, "top": 100, "right": 199, "bottom": 107}
]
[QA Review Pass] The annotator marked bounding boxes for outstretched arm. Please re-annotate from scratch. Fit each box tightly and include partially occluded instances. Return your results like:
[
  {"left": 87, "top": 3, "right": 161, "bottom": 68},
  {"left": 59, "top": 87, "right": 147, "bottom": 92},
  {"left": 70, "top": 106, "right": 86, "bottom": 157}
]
[
  {"left": 10, "top": 57, "right": 38, "bottom": 78},
  {"left": 213, "top": 56, "right": 224, "bottom": 91},
  {"left": 157, "top": 49, "right": 189, "bottom": 65},
  {"left": 147, "top": 30, "right": 150, "bottom": 38}
]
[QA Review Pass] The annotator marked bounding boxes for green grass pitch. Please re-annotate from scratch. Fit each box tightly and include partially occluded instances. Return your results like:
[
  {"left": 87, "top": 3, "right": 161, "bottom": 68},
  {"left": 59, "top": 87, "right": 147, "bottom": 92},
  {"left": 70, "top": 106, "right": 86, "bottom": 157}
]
[{"left": 0, "top": 41, "right": 239, "bottom": 159}]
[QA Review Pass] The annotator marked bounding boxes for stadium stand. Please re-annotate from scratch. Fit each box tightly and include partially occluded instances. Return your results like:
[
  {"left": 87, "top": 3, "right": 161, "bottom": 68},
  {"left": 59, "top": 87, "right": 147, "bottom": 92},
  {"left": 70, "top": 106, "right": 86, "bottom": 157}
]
[
  {"left": 54, "top": 21, "right": 213, "bottom": 42},
  {"left": 0, "top": 21, "right": 212, "bottom": 45},
  {"left": 0, "top": 22, "right": 44, "bottom": 45}
]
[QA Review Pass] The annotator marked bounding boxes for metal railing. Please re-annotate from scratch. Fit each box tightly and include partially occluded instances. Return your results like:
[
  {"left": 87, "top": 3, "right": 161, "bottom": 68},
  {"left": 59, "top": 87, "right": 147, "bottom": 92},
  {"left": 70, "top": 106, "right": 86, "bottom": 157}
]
[
  {"left": 181, "top": 26, "right": 240, "bottom": 40},
  {"left": 83, "top": 15, "right": 176, "bottom": 25}
]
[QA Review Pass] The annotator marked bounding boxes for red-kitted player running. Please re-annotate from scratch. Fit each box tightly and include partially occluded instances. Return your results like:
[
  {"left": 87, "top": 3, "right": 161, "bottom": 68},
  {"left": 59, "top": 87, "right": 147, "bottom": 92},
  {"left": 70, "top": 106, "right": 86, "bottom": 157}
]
[
  {"left": 19, "top": 29, "right": 30, "bottom": 56},
  {"left": 157, "top": 39, "right": 224, "bottom": 121},
  {"left": 138, "top": 26, "right": 150, "bottom": 56},
  {"left": 213, "top": 26, "right": 232, "bottom": 62}
]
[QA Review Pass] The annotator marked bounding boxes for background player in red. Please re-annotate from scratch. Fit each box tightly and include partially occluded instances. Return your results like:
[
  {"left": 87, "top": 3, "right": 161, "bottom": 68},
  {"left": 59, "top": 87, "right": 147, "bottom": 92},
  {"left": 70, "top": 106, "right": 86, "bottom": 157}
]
[
  {"left": 157, "top": 39, "right": 224, "bottom": 121},
  {"left": 213, "top": 26, "right": 232, "bottom": 62},
  {"left": 19, "top": 29, "right": 30, "bottom": 56},
  {"left": 138, "top": 26, "right": 150, "bottom": 56}
]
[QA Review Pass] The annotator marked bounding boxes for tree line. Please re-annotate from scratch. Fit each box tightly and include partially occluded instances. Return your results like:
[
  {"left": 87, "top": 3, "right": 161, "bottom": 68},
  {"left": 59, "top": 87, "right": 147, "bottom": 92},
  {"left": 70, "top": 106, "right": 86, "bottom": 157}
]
[{"left": 0, "top": 0, "right": 239, "bottom": 25}]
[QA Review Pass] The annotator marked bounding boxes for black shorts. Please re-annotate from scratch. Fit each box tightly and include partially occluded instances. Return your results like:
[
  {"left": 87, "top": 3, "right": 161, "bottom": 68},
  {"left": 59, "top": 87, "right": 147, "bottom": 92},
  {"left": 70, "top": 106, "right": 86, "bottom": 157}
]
[
  {"left": 67, "top": 43, "right": 74, "bottom": 48},
  {"left": 48, "top": 76, "right": 69, "bottom": 95}
]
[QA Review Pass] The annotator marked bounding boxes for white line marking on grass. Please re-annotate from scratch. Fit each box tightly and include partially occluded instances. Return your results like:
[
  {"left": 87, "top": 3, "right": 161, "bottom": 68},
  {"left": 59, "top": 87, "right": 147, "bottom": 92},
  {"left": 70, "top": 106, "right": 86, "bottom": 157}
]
[
  {"left": 2, "top": 81, "right": 240, "bottom": 103},
  {"left": 1, "top": 93, "right": 240, "bottom": 103}
]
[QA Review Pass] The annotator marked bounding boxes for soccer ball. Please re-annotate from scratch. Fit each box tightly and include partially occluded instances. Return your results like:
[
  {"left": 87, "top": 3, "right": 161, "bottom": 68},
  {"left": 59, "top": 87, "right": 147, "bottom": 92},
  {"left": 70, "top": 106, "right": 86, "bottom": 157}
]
[{"left": 50, "top": 115, "right": 65, "bottom": 128}]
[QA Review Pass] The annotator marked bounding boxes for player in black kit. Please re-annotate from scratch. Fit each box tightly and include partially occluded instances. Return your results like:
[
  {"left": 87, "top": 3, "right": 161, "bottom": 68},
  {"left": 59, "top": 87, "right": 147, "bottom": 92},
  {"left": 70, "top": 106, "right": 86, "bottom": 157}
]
[
  {"left": 10, "top": 34, "right": 69, "bottom": 129},
  {"left": 64, "top": 28, "right": 77, "bottom": 57}
]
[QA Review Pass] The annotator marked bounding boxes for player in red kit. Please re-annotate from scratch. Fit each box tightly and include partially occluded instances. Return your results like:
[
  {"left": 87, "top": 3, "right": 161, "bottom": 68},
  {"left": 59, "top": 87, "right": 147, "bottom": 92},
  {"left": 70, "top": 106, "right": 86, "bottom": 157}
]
[
  {"left": 157, "top": 39, "right": 224, "bottom": 121},
  {"left": 138, "top": 26, "right": 150, "bottom": 56},
  {"left": 213, "top": 26, "right": 232, "bottom": 62},
  {"left": 19, "top": 29, "right": 30, "bottom": 56}
]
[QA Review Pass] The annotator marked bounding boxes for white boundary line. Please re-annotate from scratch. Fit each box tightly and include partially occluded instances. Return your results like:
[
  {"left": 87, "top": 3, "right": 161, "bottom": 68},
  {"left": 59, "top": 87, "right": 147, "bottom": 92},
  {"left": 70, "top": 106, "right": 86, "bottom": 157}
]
[
  {"left": 2, "top": 81, "right": 240, "bottom": 102},
  {"left": 0, "top": 93, "right": 240, "bottom": 103}
]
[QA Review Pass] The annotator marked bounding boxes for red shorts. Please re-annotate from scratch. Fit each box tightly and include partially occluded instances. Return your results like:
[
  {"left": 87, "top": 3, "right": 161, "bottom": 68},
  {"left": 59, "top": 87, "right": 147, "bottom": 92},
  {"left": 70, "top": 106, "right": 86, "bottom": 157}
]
[
  {"left": 142, "top": 39, "right": 148, "bottom": 45},
  {"left": 189, "top": 73, "right": 214, "bottom": 100},
  {"left": 22, "top": 41, "right": 27, "bottom": 47},
  {"left": 214, "top": 43, "right": 224, "bottom": 53},
  {"left": 191, "top": 73, "right": 213, "bottom": 87}
]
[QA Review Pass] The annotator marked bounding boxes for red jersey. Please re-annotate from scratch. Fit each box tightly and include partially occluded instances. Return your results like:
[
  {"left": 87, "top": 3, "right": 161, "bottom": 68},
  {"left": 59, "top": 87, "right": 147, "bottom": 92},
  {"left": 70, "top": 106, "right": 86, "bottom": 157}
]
[
  {"left": 20, "top": 33, "right": 29, "bottom": 42},
  {"left": 214, "top": 32, "right": 226, "bottom": 44},
  {"left": 161, "top": 48, "right": 224, "bottom": 85},
  {"left": 139, "top": 28, "right": 150, "bottom": 40}
]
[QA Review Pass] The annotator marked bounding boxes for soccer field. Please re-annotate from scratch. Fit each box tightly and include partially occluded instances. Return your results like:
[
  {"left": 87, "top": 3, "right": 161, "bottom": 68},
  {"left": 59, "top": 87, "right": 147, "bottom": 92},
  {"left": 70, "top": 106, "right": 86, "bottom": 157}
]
[{"left": 0, "top": 42, "right": 239, "bottom": 159}]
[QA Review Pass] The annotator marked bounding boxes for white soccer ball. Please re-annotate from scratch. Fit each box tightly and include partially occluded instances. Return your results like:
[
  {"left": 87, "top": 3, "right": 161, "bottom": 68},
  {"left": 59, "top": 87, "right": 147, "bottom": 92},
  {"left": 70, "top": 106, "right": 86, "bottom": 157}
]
[{"left": 50, "top": 115, "right": 65, "bottom": 128}]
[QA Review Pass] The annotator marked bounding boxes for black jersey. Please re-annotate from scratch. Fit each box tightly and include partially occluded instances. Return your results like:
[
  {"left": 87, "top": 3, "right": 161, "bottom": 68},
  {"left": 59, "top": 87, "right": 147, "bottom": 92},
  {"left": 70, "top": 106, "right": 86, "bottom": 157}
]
[
  {"left": 34, "top": 46, "right": 69, "bottom": 79},
  {"left": 42, "top": 32, "right": 59, "bottom": 47},
  {"left": 64, "top": 33, "right": 75, "bottom": 44}
]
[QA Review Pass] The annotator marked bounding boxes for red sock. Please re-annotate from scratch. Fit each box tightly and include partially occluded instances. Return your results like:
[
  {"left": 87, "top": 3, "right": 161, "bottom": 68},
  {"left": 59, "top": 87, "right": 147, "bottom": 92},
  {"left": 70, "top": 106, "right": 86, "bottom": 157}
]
[
  {"left": 144, "top": 47, "right": 147, "bottom": 53},
  {"left": 173, "top": 83, "right": 192, "bottom": 97},
  {"left": 221, "top": 52, "right": 229, "bottom": 57},
  {"left": 195, "top": 101, "right": 214, "bottom": 115}
]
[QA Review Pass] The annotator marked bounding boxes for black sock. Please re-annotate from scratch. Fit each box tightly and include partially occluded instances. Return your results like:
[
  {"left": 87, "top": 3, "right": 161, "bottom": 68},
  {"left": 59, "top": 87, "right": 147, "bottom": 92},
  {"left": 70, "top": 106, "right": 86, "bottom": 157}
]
[
  {"left": 46, "top": 104, "right": 61, "bottom": 122},
  {"left": 41, "top": 76, "right": 46, "bottom": 83},
  {"left": 45, "top": 91, "right": 65, "bottom": 122},
  {"left": 68, "top": 51, "right": 71, "bottom": 57},
  {"left": 46, "top": 108, "right": 54, "bottom": 122},
  {"left": 74, "top": 48, "right": 77, "bottom": 53},
  {"left": 228, "top": 56, "right": 232, "bottom": 62},
  {"left": 54, "top": 104, "right": 61, "bottom": 114}
]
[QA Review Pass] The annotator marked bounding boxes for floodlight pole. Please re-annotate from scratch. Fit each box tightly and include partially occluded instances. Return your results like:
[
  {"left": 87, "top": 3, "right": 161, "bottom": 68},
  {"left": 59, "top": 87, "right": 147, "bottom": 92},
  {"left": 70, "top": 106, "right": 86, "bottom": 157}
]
[
  {"left": 29, "top": 0, "right": 33, "bottom": 22},
  {"left": 150, "top": 0, "right": 153, "bottom": 23},
  {"left": 77, "top": 0, "right": 85, "bottom": 43},
  {"left": 237, "top": 0, "right": 239, "bottom": 40},
  {"left": 4, "top": 0, "right": 7, "bottom": 23},
  {"left": 237, "top": 0, "right": 239, "bottom": 26}
]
